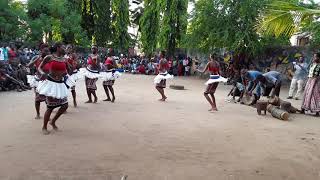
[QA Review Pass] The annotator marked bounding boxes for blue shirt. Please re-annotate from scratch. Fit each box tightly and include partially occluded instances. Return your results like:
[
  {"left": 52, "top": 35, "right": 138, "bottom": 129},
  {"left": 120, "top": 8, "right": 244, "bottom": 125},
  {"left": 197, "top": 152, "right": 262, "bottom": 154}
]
[
  {"left": 246, "top": 71, "right": 262, "bottom": 81},
  {"left": 263, "top": 71, "right": 281, "bottom": 85},
  {"left": 293, "top": 62, "right": 308, "bottom": 80}
]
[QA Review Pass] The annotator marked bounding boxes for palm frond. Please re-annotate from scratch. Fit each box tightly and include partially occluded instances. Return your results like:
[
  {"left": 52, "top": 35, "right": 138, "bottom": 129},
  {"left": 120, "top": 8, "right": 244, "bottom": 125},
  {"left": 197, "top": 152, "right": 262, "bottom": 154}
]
[{"left": 257, "top": 0, "right": 320, "bottom": 37}]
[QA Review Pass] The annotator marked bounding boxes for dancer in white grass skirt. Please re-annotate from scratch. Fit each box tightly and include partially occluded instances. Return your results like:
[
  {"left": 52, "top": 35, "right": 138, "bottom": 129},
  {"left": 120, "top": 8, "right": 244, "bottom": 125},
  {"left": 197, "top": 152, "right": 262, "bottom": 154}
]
[
  {"left": 198, "top": 54, "right": 227, "bottom": 112},
  {"left": 26, "top": 43, "right": 51, "bottom": 119},
  {"left": 37, "top": 42, "right": 75, "bottom": 135},
  {"left": 80, "top": 45, "right": 101, "bottom": 103},
  {"left": 154, "top": 51, "right": 173, "bottom": 101},
  {"left": 65, "top": 45, "right": 81, "bottom": 107},
  {"left": 101, "top": 57, "right": 121, "bottom": 102}
]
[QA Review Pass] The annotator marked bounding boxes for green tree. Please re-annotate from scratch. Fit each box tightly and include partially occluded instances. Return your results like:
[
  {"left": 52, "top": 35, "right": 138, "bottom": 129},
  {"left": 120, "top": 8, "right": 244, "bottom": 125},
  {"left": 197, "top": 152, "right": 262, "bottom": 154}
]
[
  {"left": 27, "top": 0, "right": 89, "bottom": 45},
  {"left": 93, "top": 0, "right": 112, "bottom": 47},
  {"left": 0, "top": 0, "right": 28, "bottom": 41},
  {"left": 159, "top": 0, "right": 188, "bottom": 57},
  {"left": 112, "top": 0, "right": 131, "bottom": 53},
  {"left": 187, "top": 0, "right": 288, "bottom": 57},
  {"left": 80, "top": 0, "right": 95, "bottom": 42},
  {"left": 140, "top": 0, "right": 161, "bottom": 57}
]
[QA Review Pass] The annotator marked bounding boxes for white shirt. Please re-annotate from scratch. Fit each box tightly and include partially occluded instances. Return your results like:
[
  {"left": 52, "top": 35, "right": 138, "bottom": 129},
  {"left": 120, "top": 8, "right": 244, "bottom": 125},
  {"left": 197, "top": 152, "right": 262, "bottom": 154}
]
[
  {"left": 0, "top": 48, "right": 5, "bottom": 61},
  {"left": 183, "top": 59, "right": 189, "bottom": 66}
]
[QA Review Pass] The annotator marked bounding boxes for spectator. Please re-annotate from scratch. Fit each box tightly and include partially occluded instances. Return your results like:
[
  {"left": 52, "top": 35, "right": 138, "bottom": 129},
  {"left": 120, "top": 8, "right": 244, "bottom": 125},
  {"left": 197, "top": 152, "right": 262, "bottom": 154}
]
[
  {"left": 288, "top": 56, "right": 308, "bottom": 100},
  {"left": 146, "top": 61, "right": 155, "bottom": 75},
  {"left": 138, "top": 63, "right": 146, "bottom": 74}
]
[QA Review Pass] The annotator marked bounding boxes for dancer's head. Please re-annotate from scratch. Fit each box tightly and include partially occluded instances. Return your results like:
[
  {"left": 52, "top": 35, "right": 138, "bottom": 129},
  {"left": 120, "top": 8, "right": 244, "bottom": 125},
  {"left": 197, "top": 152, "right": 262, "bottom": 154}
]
[
  {"left": 39, "top": 43, "right": 49, "bottom": 58},
  {"left": 52, "top": 42, "right": 65, "bottom": 56},
  {"left": 66, "top": 44, "right": 74, "bottom": 54},
  {"left": 160, "top": 51, "right": 166, "bottom": 59},
  {"left": 91, "top": 45, "right": 98, "bottom": 54},
  {"left": 210, "top": 53, "right": 217, "bottom": 61}
]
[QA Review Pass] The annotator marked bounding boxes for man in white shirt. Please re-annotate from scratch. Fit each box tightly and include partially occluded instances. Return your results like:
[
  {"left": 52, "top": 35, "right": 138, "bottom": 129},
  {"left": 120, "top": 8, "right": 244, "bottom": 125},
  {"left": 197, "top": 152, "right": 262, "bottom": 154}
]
[
  {"left": 0, "top": 47, "right": 4, "bottom": 61},
  {"left": 183, "top": 58, "right": 189, "bottom": 76}
]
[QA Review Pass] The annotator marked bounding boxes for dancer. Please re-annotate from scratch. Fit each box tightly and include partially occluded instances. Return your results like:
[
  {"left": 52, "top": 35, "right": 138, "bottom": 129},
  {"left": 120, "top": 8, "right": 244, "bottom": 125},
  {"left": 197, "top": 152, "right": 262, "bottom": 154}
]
[
  {"left": 81, "top": 45, "right": 101, "bottom": 103},
  {"left": 301, "top": 52, "right": 320, "bottom": 116},
  {"left": 198, "top": 54, "right": 227, "bottom": 111},
  {"left": 65, "top": 45, "right": 80, "bottom": 107},
  {"left": 287, "top": 56, "right": 308, "bottom": 100},
  {"left": 27, "top": 44, "right": 50, "bottom": 119},
  {"left": 37, "top": 42, "right": 74, "bottom": 135},
  {"left": 102, "top": 56, "right": 121, "bottom": 102},
  {"left": 154, "top": 51, "right": 173, "bottom": 101}
]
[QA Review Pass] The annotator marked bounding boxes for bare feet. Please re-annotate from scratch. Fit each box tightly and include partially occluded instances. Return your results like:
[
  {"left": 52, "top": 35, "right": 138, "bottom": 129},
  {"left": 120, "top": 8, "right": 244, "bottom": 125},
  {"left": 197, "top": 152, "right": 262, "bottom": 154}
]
[
  {"left": 158, "top": 96, "right": 167, "bottom": 102},
  {"left": 208, "top": 108, "right": 214, "bottom": 112},
  {"left": 94, "top": 97, "right": 98, "bottom": 103},
  {"left": 103, "top": 99, "right": 111, "bottom": 102},
  {"left": 50, "top": 122, "right": 59, "bottom": 131},
  {"left": 111, "top": 97, "right": 115, "bottom": 103},
  {"left": 85, "top": 100, "right": 93, "bottom": 103},
  {"left": 73, "top": 101, "right": 77, "bottom": 108},
  {"left": 42, "top": 129, "right": 50, "bottom": 135},
  {"left": 35, "top": 115, "right": 41, "bottom": 119}
]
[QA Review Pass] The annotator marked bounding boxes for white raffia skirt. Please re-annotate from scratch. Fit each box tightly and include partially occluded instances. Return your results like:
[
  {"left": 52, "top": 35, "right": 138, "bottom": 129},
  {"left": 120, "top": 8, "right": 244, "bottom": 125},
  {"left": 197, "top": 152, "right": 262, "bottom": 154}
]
[
  {"left": 154, "top": 72, "right": 174, "bottom": 84},
  {"left": 69, "top": 70, "right": 82, "bottom": 82},
  {"left": 27, "top": 75, "right": 40, "bottom": 88},
  {"left": 37, "top": 75, "right": 75, "bottom": 99},
  {"left": 100, "top": 71, "right": 122, "bottom": 81},
  {"left": 79, "top": 67, "right": 102, "bottom": 79},
  {"left": 205, "top": 75, "right": 228, "bottom": 85}
]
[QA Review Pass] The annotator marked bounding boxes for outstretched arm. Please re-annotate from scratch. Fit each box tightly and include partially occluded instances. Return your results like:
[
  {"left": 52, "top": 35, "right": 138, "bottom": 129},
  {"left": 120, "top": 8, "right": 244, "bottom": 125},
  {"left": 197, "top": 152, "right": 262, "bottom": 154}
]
[
  {"left": 197, "top": 62, "right": 209, "bottom": 74},
  {"left": 38, "top": 55, "right": 52, "bottom": 76},
  {"left": 26, "top": 55, "right": 39, "bottom": 67}
]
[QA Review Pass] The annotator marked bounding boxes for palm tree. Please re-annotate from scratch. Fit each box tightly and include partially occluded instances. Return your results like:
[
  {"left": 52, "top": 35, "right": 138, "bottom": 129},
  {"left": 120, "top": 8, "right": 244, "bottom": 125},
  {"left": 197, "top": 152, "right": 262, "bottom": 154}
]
[{"left": 257, "top": 0, "right": 320, "bottom": 37}]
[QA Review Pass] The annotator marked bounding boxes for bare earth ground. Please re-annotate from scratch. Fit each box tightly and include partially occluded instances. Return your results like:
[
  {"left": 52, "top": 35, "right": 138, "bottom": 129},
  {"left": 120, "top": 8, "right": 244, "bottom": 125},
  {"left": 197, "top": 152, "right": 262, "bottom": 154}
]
[{"left": 0, "top": 74, "right": 320, "bottom": 180}]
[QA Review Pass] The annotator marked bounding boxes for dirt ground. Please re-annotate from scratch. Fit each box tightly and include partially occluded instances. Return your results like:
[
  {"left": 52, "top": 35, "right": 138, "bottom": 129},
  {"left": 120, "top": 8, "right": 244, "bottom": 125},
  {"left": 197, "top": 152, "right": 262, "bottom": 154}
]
[{"left": 0, "top": 74, "right": 320, "bottom": 180}]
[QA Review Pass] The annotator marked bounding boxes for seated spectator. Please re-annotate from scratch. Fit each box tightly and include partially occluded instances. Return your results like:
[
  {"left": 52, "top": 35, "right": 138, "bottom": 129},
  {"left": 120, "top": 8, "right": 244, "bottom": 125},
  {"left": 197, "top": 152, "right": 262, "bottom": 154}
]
[
  {"left": 146, "top": 61, "right": 155, "bottom": 75},
  {"left": 138, "top": 64, "right": 146, "bottom": 74}
]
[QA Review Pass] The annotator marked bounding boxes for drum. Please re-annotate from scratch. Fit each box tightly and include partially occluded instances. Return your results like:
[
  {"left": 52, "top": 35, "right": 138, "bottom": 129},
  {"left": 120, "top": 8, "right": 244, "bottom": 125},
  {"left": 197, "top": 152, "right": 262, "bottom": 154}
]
[{"left": 267, "top": 104, "right": 289, "bottom": 121}]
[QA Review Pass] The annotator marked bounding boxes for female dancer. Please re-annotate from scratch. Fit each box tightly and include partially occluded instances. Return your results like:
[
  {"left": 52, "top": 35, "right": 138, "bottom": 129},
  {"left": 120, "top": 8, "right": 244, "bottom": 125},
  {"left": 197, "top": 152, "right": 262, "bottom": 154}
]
[
  {"left": 102, "top": 57, "right": 121, "bottom": 102},
  {"left": 154, "top": 51, "right": 173, "bottom": 101},
  {"left": 65, "top": 45, "right": 80, "bottom": 107},
  {"left": 301, "top": 52, "right": 320, "bottom": 116},
  {"left": 27, "top": 44, "right": 51, "bottom": 119},
  {"left": 81, "top": 45, "right": 101, "bottom": 103},
  {"left": 198, "top": 54, "right": 227, "bottom": 111},
  {"left": 37, "top": 42, "right": 74, "bottom": 135}
]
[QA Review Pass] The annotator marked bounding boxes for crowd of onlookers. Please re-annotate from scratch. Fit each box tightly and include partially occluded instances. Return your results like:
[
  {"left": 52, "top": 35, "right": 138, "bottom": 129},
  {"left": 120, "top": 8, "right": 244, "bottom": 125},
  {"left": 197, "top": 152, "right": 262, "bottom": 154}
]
[
  {"left": 110, "top": 55, "right": 201, "bottom": 76},
  {"left": 0, "top": 43, "right": 37, "bottom": 91},
  {"left": 0, "top": 42, "right": 204, "bottom": 92}
]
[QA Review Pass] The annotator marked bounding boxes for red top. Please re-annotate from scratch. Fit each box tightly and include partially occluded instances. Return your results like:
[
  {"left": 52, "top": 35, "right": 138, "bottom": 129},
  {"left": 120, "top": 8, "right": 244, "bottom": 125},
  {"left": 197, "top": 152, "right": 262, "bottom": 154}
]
[
  {"left": 88, "top": 55, "right": 98, "bottom": 65},
  {"left": 50, "top": 60, "right": 67, "bottom": 72},
  {"left": 138, "top": 64, "right": 146, "bottom": 74},
  {"left": 8, "top": 49, "right": 16, "bottom": 60},
  {"left": 104, "top": 57, "right": 113, "bottom": 65},
  {"left": 208, "top": 62, "right": 220, "bottom": 75},
  {"left": 35, "top": 56, "right": 50, "bottom": 73},
  {"left": 159, "top": 59, "right": 169, "bottom": 72}
]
